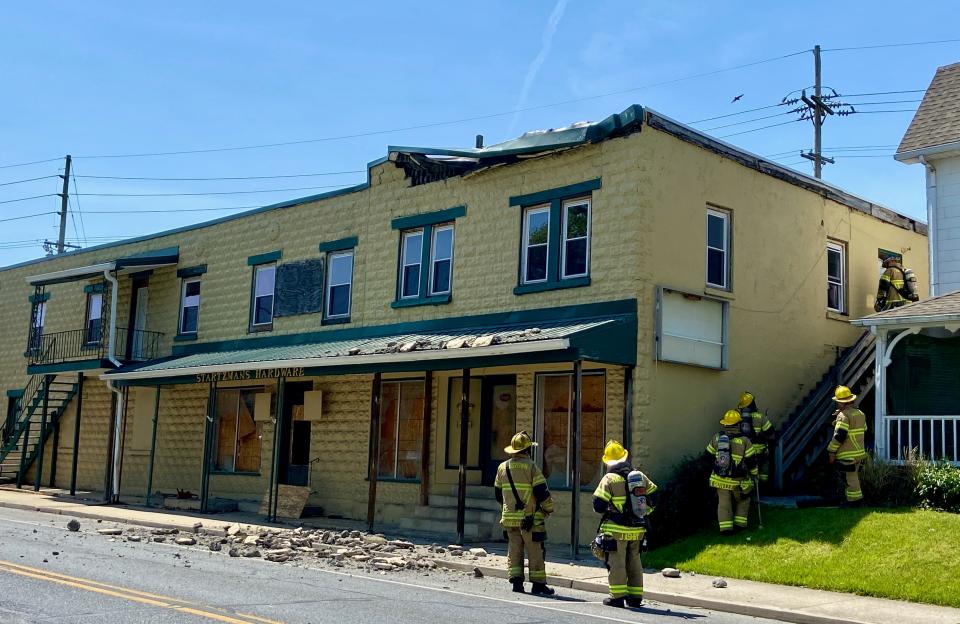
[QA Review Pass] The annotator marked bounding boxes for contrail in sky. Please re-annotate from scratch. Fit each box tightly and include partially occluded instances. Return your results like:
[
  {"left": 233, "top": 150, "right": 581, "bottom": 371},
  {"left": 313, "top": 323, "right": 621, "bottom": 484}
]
[{"left": 508, "top": 0, "right": 570, "bottom": 135}]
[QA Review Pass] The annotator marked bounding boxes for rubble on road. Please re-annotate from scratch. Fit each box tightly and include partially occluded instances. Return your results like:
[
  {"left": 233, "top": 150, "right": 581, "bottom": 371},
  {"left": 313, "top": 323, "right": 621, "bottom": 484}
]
[
  {"left": 66, "top": 519, "right": 81, "bottom": 532},
  {"left": 82, "top": 520, "right": 486, "bottom": 577}
]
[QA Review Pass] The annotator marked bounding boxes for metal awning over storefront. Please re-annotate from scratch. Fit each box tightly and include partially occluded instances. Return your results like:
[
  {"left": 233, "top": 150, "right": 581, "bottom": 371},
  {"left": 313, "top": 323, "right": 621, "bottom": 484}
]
[{"left": 102, "top": 314, "right": 636, "bottom": 384}]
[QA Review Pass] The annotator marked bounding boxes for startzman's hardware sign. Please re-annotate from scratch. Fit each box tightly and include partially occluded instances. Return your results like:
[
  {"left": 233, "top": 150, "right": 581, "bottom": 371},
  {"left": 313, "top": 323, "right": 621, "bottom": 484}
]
[{"left": 195, "top": 368, "right": 305, "bottom": 383}]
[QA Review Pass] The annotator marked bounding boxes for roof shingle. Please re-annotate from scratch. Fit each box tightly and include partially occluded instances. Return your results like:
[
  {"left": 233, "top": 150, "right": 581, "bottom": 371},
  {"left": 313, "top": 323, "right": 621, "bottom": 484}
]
[
  {"left": 854, "top": 291, "right": 960, "bottom": 326},
  {"left": 897, "top": 62, "right": 960, "bottom": 154}
]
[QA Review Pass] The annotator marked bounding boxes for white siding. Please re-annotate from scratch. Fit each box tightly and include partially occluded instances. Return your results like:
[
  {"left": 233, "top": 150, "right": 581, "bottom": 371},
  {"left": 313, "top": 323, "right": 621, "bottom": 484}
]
[{"left": 935, "top": 156, "right": 960, "bottom": 295}]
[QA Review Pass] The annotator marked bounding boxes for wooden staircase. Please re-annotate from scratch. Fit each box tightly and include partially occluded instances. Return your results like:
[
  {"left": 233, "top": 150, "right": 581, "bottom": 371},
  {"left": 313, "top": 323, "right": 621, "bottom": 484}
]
[
  {"left": 774, "top": 331, "right": 876, "bottom": 492},
  {"left": 0, "top": 374, "right": 79, "bottom": 486}
]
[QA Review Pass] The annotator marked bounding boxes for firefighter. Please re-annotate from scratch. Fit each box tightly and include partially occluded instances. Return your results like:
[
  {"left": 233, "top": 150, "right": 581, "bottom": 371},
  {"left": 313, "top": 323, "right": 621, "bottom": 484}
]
[
  {"left": 737, "top": 391, "right": 775, "bottom": 483},
  {"left": 706, "top": 410, "right": 758, "bottom": 534},
  {"left": 592, "top": 440, "right": 657, "bottom": 609},
  {"left": 827, "top": 386, "right": 868, "bottom": 506},
  {"left": 875, "top": 256, "right": 910, "bottom": 312},
  {"left": 493, "top": 431, "right": 555, "bottom": 595}
]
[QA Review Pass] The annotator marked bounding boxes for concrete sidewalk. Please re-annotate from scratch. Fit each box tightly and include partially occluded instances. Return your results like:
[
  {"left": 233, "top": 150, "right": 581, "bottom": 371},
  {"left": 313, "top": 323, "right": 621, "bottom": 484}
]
[{"left": 1, "top": 486, "right": 957, "bottom": 624}]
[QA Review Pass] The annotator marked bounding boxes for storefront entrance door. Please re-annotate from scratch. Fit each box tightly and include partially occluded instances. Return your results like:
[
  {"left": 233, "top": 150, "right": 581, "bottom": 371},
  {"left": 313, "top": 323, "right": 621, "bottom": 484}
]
[{"left": 446, "top": 375, "right": 517, "bottom": 486}]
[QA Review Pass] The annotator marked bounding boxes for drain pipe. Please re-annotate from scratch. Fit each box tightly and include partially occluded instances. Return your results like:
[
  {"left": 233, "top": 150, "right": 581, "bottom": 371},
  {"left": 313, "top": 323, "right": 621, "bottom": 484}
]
[{"left": 104, "top": 267, "right": 123, "bottom": 502}]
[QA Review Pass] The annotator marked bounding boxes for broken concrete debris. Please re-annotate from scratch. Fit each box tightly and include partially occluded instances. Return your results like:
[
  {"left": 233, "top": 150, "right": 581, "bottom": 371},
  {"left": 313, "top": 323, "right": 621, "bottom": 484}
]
[{"left": 66, "top": 519, "right": 81, "bottom": 532}]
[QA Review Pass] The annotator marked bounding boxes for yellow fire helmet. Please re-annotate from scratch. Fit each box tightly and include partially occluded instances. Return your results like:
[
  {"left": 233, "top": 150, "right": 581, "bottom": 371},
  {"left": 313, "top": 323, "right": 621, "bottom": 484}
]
[
  {"left": 833, "top": 386, "right": 857, "bottom": 404},
  {"left": 720, "top": 409, "right": 742, "bottom": 426},
  {"left": 738, "top": 391, "right": 754, "bottom": 409},
  {"left": 602, "top": 440, "right": 629, "bottom": 466},
  {"left": 504, "top": 430, "right": 538, "bottom": 454}
]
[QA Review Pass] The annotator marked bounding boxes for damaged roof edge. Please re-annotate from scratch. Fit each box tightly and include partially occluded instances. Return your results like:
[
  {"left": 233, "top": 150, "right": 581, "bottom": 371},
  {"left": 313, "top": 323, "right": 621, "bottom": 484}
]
[{"left": 643, "top": 109, "right": 926, "bottom": 235}]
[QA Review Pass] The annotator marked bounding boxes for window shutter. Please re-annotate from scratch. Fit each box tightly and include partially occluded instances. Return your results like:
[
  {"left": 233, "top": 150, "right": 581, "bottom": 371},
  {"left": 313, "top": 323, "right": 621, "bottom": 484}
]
[{"left": 273, "top": 258, "right": 324, "bottom": 317}]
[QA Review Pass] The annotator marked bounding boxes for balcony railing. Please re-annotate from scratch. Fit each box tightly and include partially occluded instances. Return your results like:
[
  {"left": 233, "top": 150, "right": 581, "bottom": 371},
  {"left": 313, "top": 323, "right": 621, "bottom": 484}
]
[{"left": 26, "top": 327, "right": 164, "bottom": 367}]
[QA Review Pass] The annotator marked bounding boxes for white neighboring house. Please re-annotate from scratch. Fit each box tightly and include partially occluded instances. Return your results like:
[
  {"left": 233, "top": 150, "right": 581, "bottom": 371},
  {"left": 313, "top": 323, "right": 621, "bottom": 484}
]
[{"left": 854, "top": 62, "right": 960, "bottom": 465}]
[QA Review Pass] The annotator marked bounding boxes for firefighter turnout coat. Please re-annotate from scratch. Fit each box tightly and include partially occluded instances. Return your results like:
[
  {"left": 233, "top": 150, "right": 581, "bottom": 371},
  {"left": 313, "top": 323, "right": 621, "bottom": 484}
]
[
  {"left": 494, "top": 456, "right": 554, "bottom": 533},
  {"left": 592, "top": 467, "right": 657, "bottom": 541},
  {"left": 706, "top": 431, "right": 758, "bottom": 490},
  {"left": 827, "top": 407, "right": 867, "bottom": 464}
]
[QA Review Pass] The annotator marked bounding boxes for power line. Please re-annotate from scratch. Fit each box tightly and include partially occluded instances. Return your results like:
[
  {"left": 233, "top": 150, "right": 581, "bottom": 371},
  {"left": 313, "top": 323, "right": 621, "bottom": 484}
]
[
  {"left": 718, "top": 119, "right": 804, "bottom": 139},
  {"left": 702, "top": 110, "right": 796, "bottom": 132},
  {"left": 840, "top": 90, "right": 925, "bottom": 97},
  {"left": 0, "top": 175, "right": 59, "bottom": 187},
  {"left": 849, "top": 109, "right": 918, "bottom": 114},
  {"left": 69, "top": 164, "right": 88, "bottom": 247},
  {"left": 844, "top": 99, "right": 922, "bottom": 106},
  {"left": 81, "top": 206, "right": 260, "bottom": 214},
  {"left": 0, "top": 211, "right": 56, "bottom": 223},
  {"left": 73, "top": 183, "right": 358, "bottom": 197},
  {"left": 0, "top": 193, "right": 57, "bottom": 205},
  {"left": 0, "top": 157, "right": 62, "bottom": 170},
  {"left": 74, "top": 170, "right": 365, "bottom": 181},
  {"left": 688, "top": 102, "right": 787, "bottom": 124},
  {"left": 822, "top": 38, "right": 960, "bottom": 52},
  {"left": 67, "top": 49, "right": 810, "bottom": 160}
]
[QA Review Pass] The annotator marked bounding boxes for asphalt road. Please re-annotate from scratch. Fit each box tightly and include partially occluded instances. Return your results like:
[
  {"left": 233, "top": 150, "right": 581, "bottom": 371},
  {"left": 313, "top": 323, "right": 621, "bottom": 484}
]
[{"left": 0, "top": 507, "right": 779, "bottom": 624}]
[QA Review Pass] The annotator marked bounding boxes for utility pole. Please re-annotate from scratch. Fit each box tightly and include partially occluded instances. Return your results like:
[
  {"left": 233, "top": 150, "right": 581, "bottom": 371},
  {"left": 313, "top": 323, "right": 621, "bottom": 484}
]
[
  {"left": 56, "top": 154, "right": 72, "bottom": 253},
  {"left": 801, "top": 46, "right": 834, "bottom": 178}
]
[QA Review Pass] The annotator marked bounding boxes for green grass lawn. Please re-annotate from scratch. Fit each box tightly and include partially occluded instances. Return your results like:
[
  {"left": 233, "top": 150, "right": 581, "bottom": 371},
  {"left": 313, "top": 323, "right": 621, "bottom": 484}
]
[{"left": 645, "top": 506, "right": 960, "bottom": 608}]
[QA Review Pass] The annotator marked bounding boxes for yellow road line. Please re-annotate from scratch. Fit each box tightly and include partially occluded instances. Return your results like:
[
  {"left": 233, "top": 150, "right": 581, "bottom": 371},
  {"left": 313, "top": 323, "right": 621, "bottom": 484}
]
[{"left": 0, "top": 560, "right": 283, "bottom": 624}]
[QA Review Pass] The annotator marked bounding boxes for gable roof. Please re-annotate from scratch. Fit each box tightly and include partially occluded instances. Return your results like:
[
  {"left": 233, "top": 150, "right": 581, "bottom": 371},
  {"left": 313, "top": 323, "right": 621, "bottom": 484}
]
[
  {"left": 853, "top": 291, "right": 960, "bottom": 328},
  {"left": 897, "top": 62, "right": 960, "bottom": 158}
]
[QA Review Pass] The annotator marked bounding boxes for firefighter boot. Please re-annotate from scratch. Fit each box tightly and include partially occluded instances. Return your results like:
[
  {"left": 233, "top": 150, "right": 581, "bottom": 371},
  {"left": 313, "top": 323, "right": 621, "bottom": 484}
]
[
  {"left": 511, "top": 579, "right": 525, "bottom": 593},
  {"left": 531, "top": 582, "right": 555, "bottom": 596},
  {"left": 626, "top": 597, "right": 644, "bottom": 608},
  {"left": 603, "top": 597, "right": 626, "bottom": 608}
]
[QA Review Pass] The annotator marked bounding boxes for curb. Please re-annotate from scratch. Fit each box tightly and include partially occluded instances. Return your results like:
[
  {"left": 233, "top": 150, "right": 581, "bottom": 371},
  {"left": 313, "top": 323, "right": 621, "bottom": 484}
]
[
  {"left": 433, "top": 558, "right": 872, "bottom": 624},
  {"left": 0, "top": 498, "right": 911, "bottom": 624}
]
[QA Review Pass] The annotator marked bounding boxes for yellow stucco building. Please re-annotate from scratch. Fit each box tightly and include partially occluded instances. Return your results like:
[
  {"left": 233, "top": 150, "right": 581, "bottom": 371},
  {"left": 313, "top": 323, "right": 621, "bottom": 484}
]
[{"left": 0, "top": 105, "right": 927, "bottom": 545}]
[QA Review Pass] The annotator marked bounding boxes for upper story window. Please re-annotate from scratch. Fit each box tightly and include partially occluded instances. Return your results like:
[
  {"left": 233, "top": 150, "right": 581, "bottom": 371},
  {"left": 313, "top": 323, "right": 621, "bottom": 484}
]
[
  {"left": 561, "top": 198, "right": 590, "bottom": 279},
  {"left": 251, "top": 263, "right": 276, "bottom": 328},
  {"left": 429, "top": 224, "right": 454, "bottom": 296},
  {"left": 29, "top": 300, "right": 46, "bottom": 351},
  {"left": 510, "top": 178, "right": 600, "bottom": 295},
  {"left": 706, "top": 208, "right": 731, "bottom": 289},
  {"left": 400, "top": 230, "right": 423, "bottom": 299},
  {"left": 325, "top": 250, "right": 354, "bottom": 319},
  {"left": 522, "top": 206, "right": 550, "bottom": 284},
  {"left": 85, "top": 292, "right": 103, "bottom": 344},
  {"left": 180, "top": 278, "right": 201, "bottom": 335},
  {"left": 827, "top": 241, "right": 846, "bottom": 313}
]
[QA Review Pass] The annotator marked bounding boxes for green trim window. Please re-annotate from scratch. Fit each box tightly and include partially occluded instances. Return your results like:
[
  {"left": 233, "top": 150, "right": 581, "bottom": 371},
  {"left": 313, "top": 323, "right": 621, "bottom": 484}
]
[
  {"left": 561, "top": 199, "right": 591, "bottom": 279},
  {"left": 522, "top": 206, "right": 551, "bottom": 284},
  {"left": 179, "top": 277, "right": 202, "bottom": 335},
  {"left": 706, "top": 208, "right": 731, "bottom": 290},
  {"left": 214, "top": 388, "right": 262, "bottom": 473},
  {"left": 378, "top": 380, "right": 425, "bottom": 481},
  {"left": 325, "top": 250, "right": 354, "bottom": 320},
  {"left": 399, "top": 229, "right": 424, "bottom": 299},
  {"left": 84, "top": 292, "right": 103, "bottom": 345},
  {"left": 533, "top": 371, "right": 606, "bottom": 490},
  {"left": 250, "top": 263, "right": 277, "bottom": 329},
  {"left": 429, "top": 224, "right": 454, "bottom": 295}
]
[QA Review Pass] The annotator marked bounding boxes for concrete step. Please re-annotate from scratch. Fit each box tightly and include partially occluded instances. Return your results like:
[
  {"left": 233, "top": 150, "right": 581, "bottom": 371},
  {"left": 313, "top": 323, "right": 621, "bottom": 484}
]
[
  {"left": 398, "top": 517, "right": 500, "bottom": 541},
  {"left": 413, "top": 505, "right": 500, "bottom": 525},
  {"left": 429, "top": 494, "right": 501, "bottom": 513},
  {"left": 449, "top": 485, "right": 496, "bottom": 499}
]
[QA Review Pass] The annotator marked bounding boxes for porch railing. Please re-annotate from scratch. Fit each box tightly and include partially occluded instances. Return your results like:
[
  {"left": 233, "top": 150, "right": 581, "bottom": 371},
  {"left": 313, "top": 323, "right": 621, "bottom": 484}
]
[
  {"left": 26, "top": 327, "right": 164, "bottom": 366},
  {"left": 885, "top": 415, "right": 960, "bottom": 464}
]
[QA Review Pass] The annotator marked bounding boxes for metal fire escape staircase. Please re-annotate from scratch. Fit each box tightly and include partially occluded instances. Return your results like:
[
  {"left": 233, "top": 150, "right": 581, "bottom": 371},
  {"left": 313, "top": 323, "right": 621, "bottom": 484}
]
[
  {"left": 0, "top": 374, "right": 79, "bottom": 486},
  {"left": 774, "top": 330, "right": 876, "bottom": 491}
]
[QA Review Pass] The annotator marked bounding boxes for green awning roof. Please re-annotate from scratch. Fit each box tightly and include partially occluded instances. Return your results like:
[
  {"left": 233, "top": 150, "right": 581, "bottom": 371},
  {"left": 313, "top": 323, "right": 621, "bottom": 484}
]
[
  {"left": 26, "top": 246, "right": 180, "bottom": 286},
  {"left": 103, "top": 315, "right": 635, "bottom": 384}
]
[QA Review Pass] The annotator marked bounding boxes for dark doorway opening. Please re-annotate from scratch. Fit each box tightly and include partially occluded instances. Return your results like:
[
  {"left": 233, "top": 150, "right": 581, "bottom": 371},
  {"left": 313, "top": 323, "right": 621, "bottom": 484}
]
[{"left": 279, "top": 381, "right": 313, "bottom": 486}]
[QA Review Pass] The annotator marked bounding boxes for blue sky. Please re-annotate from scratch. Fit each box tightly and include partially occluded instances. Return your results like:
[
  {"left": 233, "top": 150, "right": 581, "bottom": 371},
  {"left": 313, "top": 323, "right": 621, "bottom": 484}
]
[{"left": 2, "top": 1, "right": 959, "bottom": 266}]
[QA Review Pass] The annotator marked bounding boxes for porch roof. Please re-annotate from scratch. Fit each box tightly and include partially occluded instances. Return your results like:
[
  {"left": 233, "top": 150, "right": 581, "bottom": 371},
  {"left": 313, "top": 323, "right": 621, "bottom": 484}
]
[
  {"left": 852, "top": 291, "right": 960, "bottom": 329},
  {"left": 101, "top": 314, "right": 636, "bottom": 384},
  {"left": 25, "top": 246, "right": 180, "bottom": 286}
]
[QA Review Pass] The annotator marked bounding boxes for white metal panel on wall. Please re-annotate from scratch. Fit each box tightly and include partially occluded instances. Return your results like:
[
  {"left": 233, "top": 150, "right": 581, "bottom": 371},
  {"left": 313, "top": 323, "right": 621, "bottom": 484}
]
[{"left": 657, "top": 288, "right": 727, "bottom": 369}]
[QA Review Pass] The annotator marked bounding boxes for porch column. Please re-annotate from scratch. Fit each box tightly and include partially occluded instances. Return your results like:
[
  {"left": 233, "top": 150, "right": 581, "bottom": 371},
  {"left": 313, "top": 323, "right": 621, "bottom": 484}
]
[
  {"left": 200, "top": 382, "right": 216, "bottom": 513},
  {"left": 570, "top": 360, "right": 582, "bottom": 559},
  {"left": 145, "top": 386, "right": 161, "bottom": 507},
  {"left": 873, "top": 328, "right": 887, "bottom": 460},
  {"left": 622, "top": 366, "right": 635, "bottom": 456},
  {"left": 366, "top": 373, "right": 382, "bottom": 531},
  {"left": 269, "top": 377, "right": 286, "bottom": 522},
  {"left": 419, "top": 371, "right": 433, "bottom": 507},
  {"left": 69, "top": 372, "right": 84, "bottom": 496},
  {"left": 456, "top": 368, "right": 471, "bottom": 545},
  {"left": 34, "top": 375, "right": 52, "bottom": 492}
]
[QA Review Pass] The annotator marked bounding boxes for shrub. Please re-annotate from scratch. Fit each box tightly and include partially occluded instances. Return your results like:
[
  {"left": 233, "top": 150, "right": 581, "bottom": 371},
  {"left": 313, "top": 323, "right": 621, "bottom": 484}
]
[
  {"left": 646, "top": 453, "right": 716, "bottom": 548},
  {"left": 915, "top": 459, "right": 960, "bottom": 513},
  {"left": 860, "top": 452, "right": 919, "bottom": 507}
]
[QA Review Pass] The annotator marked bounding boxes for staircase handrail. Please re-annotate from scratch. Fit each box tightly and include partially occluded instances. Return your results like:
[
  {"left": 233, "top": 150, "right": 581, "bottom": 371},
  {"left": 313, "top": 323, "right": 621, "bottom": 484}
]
[{"left": 0, "top": 375, "right": 44, "bottom": 455}]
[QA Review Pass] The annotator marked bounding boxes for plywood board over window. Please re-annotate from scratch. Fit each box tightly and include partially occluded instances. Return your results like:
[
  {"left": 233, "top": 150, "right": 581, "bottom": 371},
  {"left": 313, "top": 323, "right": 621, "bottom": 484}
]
[
  {"left": 130, "top": 387, "right": 158, "bottom": 451},
  {"left": 656, "top": 287, "right": 728, "bottom": 370}
]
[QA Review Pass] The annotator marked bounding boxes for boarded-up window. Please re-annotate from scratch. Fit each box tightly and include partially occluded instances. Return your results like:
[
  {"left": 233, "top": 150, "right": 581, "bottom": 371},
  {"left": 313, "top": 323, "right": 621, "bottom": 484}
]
[
  {"left": 656, "top": 287, "right": 727, "bottom": 369},
  {"left": 130, "top": 387, "right": 158, "bottom": 451},
  {"left": 274, "top": 258, "right": 323, "bottom": 318}
]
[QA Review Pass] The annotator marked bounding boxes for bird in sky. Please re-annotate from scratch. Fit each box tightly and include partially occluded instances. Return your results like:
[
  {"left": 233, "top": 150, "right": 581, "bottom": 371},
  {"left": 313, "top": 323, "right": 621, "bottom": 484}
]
[{"left": 731, "top": 94, "right": 744, "bottom": 103}]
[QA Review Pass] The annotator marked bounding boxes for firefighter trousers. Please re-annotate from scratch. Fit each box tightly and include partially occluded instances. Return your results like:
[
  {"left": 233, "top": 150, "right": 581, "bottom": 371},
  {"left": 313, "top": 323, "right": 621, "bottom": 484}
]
[
  {"left": 604, "top": 538, "right": 643, "bottom": 599},
  {"left": 505, "top": 527, "right": 546, "bottom": 583},
  {"left": 838, "top": 460, "right": 863, "bottom": 502},
  {"left": 716, "top": 486, "right": 751, "bottom": 531}
]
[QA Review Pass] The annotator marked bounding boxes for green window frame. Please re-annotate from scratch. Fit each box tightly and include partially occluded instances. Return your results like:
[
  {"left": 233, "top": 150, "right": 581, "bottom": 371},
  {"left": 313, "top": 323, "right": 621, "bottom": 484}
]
[{"left": 391, "top": 206, "right": 465, "bottom": 309}]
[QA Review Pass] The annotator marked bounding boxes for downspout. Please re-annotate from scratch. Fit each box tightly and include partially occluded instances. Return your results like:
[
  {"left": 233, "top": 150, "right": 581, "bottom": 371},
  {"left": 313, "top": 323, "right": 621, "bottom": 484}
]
[
  {"left": 919, "top": 155, "right": 937, "bottom": 297},
  {"left": 103, "top": 267, "right": 123, "bottom": 501}
]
